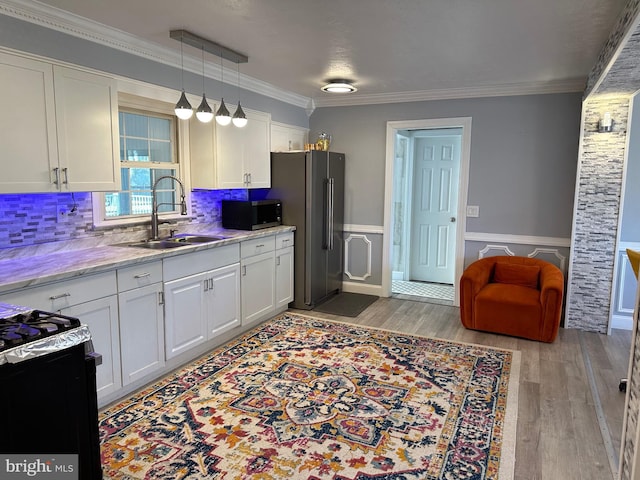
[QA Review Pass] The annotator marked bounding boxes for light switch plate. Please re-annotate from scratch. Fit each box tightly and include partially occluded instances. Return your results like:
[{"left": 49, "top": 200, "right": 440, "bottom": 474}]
[{"left": 466, "top": 205, "right": 480, "bottom": 217}]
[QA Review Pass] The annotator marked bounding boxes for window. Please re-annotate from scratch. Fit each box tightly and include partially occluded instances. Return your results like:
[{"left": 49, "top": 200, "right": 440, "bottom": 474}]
[{"left": 93, "top": 97, "right": 189, "bottom": 227}]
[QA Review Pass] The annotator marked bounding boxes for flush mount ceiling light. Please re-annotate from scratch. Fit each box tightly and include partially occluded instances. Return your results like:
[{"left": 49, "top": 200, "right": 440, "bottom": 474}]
[
  {"left": 169, "top": 30, "right": 248, "bottom": 126},
  {"left": 321, "top": 80, "right": 357, "bottom": 93}
]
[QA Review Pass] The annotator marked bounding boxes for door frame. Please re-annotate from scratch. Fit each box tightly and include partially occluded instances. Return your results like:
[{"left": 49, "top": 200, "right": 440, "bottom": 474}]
[{"left": 382, "top": 117, "right": 472, "bottom": 307}]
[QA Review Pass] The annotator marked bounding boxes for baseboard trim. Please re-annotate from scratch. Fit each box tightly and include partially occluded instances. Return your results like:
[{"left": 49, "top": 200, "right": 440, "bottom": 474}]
[
  {"left": 342, "top": 281, "right": 383, "bottom": 297},
  {"left": 611, "top": 314, "right": 633, "bottom": 331}
]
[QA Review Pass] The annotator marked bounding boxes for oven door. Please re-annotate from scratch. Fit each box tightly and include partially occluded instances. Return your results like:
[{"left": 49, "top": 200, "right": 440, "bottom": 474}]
[{"left": 0, "top": 343, "right": 102, "bottom": 479}]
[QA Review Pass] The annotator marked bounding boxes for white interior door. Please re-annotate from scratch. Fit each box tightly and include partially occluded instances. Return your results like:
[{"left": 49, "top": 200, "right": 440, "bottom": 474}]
[{"left": 409, "top": 131, "right": 461, "bottom": 284}]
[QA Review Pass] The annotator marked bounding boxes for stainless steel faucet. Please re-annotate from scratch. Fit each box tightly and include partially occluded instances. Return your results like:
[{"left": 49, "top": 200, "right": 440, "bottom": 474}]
[{"left": 150, "top": 175, "right": 188, "bottom": 240}]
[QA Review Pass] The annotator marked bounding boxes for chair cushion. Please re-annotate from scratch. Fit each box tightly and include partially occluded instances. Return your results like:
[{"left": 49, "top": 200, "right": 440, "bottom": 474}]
[
  {"left": 493, "top": 262, "right": 540, "bottom": 289},
  {"left": 474, "top": 283, "right": 542, "bottom": 339}
]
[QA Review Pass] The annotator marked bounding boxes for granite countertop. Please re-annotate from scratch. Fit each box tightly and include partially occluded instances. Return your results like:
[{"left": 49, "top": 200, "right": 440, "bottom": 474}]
[{"left": 0, "top": 225, "right": 295, "bottom": 294}]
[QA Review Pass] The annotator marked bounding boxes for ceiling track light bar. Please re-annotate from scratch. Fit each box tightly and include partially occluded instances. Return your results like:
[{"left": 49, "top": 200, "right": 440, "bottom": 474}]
[{"left": 170, "top": 29, "right": 248, "bottom": 64}]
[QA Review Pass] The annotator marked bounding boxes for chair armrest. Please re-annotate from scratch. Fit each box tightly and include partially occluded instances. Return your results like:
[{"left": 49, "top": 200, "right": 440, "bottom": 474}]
[
  {"left": 460, "top": 259, "right": 494, "bottom": 328},
  {"left": 538, "top": 264, "right": 565, "bottom": 342}
]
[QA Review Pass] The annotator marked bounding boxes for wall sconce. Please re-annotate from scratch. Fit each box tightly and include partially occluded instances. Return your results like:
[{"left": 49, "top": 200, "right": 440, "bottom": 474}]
[{"left": 599, "top": 112, "right": 614, "bottom": 132}]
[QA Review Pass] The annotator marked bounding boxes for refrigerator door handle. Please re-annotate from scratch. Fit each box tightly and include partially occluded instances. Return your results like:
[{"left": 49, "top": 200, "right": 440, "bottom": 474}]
[{"left": 328, "top": 178, "right": 335, "bottom": 250}]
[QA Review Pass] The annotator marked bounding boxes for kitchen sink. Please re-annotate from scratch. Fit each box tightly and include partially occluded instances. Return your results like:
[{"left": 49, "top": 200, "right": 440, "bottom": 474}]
[{"left": 117, "top": 234, "right": 226, "bottom": 250}]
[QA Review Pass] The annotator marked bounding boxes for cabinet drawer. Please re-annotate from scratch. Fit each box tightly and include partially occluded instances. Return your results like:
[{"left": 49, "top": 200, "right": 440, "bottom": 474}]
[
  {"left": 276, "top": 232, "right": 294, "bottom": 250},
  {"left": 241, "top": 236, "right": 276, "bottom": 259},
  {"left": 163, "top": 244, "right": 240, "bottom": 282},
  {"left": 0, "top": 271, "right": 117, "bottom": 311},
  {"left": 117, "top": 261, "right": 163, "bottom": 292}
]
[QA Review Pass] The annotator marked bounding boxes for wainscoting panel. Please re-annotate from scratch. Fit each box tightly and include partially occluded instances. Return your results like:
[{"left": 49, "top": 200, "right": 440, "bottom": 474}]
[
  {"left": 342, "top": 226, "right": 383, "bottom": 288},
  {"left": 344, "top": 234, "right": 372, "bottom": 281}
]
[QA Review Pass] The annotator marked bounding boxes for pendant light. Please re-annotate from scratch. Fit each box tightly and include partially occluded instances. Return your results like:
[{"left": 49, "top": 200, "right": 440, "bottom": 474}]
[
  {"left": 196, "top": 46, "right": 214, "bottom": 123},
  {"left": 174, "top": 35, "right": 193, "bottom": 120},
  {"left": 215, "top": 52, "right": 232, "bottom": 126},
  {"left": 232, "top": 62, "right": 248, "bottom": 128}
]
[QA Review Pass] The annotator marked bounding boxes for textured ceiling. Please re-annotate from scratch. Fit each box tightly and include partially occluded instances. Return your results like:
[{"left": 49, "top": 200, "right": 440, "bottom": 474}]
[{"left": 29, "top": 0, "right": 628, "bottom": 103}]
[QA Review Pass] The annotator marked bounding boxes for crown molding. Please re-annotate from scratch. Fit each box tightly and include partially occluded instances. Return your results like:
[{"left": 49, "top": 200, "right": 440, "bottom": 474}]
[
  {"left": 313, "top": 78, "right": 586, "bottom": 107},
  {"left": 0, "top": 0, "right": 312, "bottom": 109},
  {"left": 0, "top": 0, "right": 585, "bottom": 111}
]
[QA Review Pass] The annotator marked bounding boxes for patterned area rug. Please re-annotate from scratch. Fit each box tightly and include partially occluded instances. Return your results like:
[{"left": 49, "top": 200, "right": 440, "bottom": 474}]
[{"left": 99, "top": 313, "right": 520, "bottom": 479}]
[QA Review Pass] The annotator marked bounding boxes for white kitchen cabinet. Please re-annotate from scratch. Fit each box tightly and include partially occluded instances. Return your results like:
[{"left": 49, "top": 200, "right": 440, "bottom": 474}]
[
  {"left": 117, "top": 261, "right": 164, "bottom": 386},
  {"left": 271, "top": 122, "right": 308, "bottom": 152},
  {"left": 241, "top": 236, "right": 276, "bottom": 325},
  {"left": 190, "top": 109, "right": 271, "bottom": 189},
  {"left": 52, "top": 65, "right": 120, "bottom": 192},
  {"left": 62, "top": 295, "right": 121, "bottom": 399},
  {"left": 275, "top": 233, "right": 294, "bottom": 309},
  {"left": 0, "top": 52, "right": 119, "bottom": 193},
  {"left": 0, "top": 270, "right": 122, "bottom": 401},
  {"left": 163, "top": 245, "right": 241, "bottom": 359},
  {"left": 207, "top": 263, "right": 241, "bottom": 337},
  {"left": 164, "top": 272, "right": 209, "bottom": 359}
]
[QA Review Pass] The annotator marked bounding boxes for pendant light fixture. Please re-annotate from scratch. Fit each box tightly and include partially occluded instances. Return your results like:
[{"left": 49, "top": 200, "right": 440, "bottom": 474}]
[
  {"left": 174, "top": 34, "right": 193, "bottom": 120},
  {"left": 196, "top": 46, "right": 214, "bottom": 123},
  {"left": 232, "top": 62, "right": 248, "bottom": 128},
  {"left": 169, "top": 30, "right": 248, "bottom": 126},
  {"left": 215, "top": 52, "right": 232, "bottom": 126}
]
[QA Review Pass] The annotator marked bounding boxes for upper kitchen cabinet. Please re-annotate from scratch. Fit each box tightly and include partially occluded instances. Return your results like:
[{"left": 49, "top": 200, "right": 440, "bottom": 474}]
[
  {"left": 271, "top": 122, "right": 308, "bottom": 152},
  {"left": 0, "top": 51, "right": 120, "bottom": 193},
  {"left": 190, "top": 109, "right": 271, "bottom": 189}
]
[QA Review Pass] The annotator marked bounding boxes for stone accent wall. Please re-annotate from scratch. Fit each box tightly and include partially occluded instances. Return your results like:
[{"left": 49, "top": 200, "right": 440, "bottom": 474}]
[
  {"left": 585, "top": 0, "right": 640, "bottom": 96},
  {"left": 0, "top": 189, "right": 247, "bottom": 250},
  {"left": 566, "top": 97, "right": 630, "bottom": 332}
]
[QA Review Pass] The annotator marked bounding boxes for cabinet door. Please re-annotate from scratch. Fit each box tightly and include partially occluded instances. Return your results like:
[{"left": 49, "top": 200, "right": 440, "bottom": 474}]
[
  {"left": 207, "top": 263, "right": 241, "bottom": 337},
  {"left": 164, "top": 273, "right": 208, "bottom": 359},
  {"left": 118, "top": 283, "right": 165, "bottom": 385},
  {"left": 216, "top": 122, "right": 246, "bottom": 189},
  {"left": 0, "top": 52, "right": 58, "bottom": 193},
  {"left": 271, "top": 123, "right": 308, "bottom": 152},
  {"left": 241, "top": 251, "right": 276, "bottom": 325},
  {"left": 275, "top": 247, "right": 294, "bottom": 309},
  {"left": 62, "top": 296, "right": 121, "bottom": 400},
  {"left": 53, "top": 66, "right": 120, "bottom": 192},
  {"left": 189, "top": 116, "right": 216, "bottom": 189},
  {"left": 244, "top": 113, "right": 271, "bottom": 188}
]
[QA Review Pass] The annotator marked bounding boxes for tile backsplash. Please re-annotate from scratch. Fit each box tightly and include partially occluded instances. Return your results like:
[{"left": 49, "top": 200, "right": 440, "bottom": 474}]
[{"left": 0, "top": 189, "right": 247, "bottom": 250}]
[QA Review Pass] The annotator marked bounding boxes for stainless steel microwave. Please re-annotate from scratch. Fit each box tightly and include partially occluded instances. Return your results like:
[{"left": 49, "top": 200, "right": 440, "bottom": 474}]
[{"left": 221, "top": 200, "right": 282, "bottom": 230}]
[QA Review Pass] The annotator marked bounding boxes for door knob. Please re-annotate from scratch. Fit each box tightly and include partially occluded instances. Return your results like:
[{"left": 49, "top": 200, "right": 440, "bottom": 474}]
[{"left": 450, "top": 217, "right": 456, "bottom": 222}]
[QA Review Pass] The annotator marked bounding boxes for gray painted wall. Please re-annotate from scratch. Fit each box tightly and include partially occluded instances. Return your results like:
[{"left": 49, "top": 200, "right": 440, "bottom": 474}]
[
  {"left": 0, "top": 13, "right": 309, "bottom": 127},
  {"left": 309, "top": 94, "right": 581, "bottom": 236}
]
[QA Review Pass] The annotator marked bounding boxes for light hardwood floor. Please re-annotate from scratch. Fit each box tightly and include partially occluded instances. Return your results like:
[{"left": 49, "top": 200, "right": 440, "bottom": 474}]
[{"left": 292, "top": 297, "right": 631, "bottom": 480}]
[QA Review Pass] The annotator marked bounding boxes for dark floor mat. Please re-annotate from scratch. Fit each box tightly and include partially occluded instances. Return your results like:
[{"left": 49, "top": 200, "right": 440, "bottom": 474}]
[{"left": 312, "top": 293, "right": 378, "bottom": 317}]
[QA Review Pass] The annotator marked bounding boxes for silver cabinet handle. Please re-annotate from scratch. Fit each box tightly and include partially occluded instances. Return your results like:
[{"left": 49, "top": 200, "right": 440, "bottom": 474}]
[
  {"left": 256, "top": 244, "right": 265, "bottom": 248},
  {"left": 204, "top": 280, "right": 209, "bottom": 292},
  {"left": 282, "top": 238, "right": 290, "bottom": 244},
  {"left": 158, "top": 291, "right": 164, "bottom": 305},
  {"left": 209, "top": 278, "right": 213, "bottom": 290},
  {"left": 134, "top": 272, "right": 151, "bottom": 279},
  {"left": 62, "top": 167, "right": 69, "bottom": 185},
  {"left": 53, "top": 167, "right": 60, "bottom": 186},
  {"left": 242, "top": 266, "right": 247, "bottom": 276},
  {"left": 276, "top": 256, "right": 281, "bottom": 266},
  {"left": 49, "top": 292, "right": 71, "bottom": 300}
]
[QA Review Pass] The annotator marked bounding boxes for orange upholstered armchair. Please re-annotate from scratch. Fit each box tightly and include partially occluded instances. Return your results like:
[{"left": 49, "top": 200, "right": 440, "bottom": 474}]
[{"left": 460, "top": 256, "right": 564, "bottom": 343}]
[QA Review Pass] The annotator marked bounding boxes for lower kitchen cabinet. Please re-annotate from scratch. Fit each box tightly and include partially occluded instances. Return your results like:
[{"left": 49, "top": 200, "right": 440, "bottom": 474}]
[
  {"left": 208, "top": 263, "right": 241, "bottom": 337},
  {"left": 118, "top": 283, "right": 164, "bottom": 385},
  {"left": 164, "top": 272, "right": 208, "bottom": 360},
  {"left": 275, "top": 245, "right": 294, "bottom": 309},
  {"left": 242, "top": 251, "right": 276, "bottom": 325},
  {"left": 62, "top": 295, "right": 121, "bottom": 399}
]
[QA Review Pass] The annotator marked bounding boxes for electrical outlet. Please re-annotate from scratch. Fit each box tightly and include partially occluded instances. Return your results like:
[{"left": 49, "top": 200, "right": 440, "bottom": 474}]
[
  {"left": 57, "top": 205, "right": 69, "bottom": 219},
  {"left": 466, "top": 205, "right": 480, "bottom": 217}
]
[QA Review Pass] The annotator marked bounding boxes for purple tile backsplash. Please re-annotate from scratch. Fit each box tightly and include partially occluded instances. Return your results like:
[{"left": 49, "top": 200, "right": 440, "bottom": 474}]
[{"left": 0, "top": 189, "right": 247, "bottom": 250}]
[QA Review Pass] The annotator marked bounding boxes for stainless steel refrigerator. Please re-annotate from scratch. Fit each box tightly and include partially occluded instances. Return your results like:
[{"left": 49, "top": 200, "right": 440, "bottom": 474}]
[{"left": 267, "top": 151, "right": 345, "bottom": 309}]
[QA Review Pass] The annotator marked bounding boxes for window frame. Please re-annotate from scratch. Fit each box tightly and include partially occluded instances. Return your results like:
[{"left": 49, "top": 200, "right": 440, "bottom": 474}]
[{"left": 92, "top": 93, "right": 192, "bottom": 228}]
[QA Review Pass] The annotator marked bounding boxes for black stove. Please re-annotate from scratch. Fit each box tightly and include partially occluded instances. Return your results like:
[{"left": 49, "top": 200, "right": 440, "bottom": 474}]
[
  {"left": 0, "top": 302, "right": 102, "bottom": 479},
  {"left": 0, "top": 309, "right": 81, "bottom": 352}
]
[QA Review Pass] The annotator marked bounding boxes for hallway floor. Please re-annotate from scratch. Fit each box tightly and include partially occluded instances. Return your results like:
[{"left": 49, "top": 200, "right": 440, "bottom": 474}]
[{"left": 391, "top": 280, "right": 455, "bottom": 303}]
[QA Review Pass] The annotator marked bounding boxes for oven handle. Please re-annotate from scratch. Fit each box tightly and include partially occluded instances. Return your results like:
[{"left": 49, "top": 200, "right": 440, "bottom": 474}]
[{"left": 85, "top": 351, "right": 102, "bottom": 366}]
